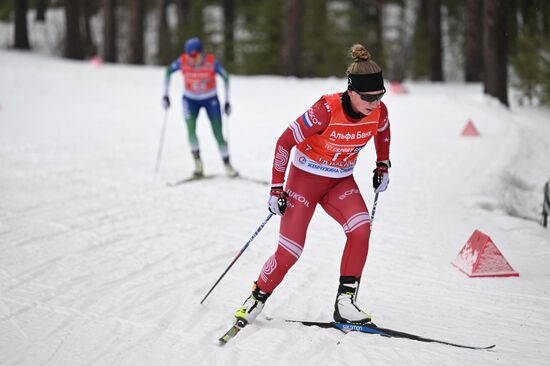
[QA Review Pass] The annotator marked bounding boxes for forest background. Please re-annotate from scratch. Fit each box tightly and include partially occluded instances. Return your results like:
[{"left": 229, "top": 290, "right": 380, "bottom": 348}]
[{"left": 2, "top": 0, "right": 550, "bottom": 107}]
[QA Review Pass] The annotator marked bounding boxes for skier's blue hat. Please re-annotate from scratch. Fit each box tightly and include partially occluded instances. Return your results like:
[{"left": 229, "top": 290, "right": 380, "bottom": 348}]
[{"left": 185, "top": 37, "right": 203, "bottom": 54}]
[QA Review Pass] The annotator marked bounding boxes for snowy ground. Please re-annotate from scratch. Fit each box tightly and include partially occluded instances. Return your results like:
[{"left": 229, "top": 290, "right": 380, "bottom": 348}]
[{"left": 1, "top": 50, "right": 550, "bottom": 365}]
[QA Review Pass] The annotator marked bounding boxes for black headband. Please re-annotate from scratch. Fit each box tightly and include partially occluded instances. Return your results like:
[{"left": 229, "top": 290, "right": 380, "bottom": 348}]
[{"left": 348, "top": 72, "right": 385, "bottom": 92}]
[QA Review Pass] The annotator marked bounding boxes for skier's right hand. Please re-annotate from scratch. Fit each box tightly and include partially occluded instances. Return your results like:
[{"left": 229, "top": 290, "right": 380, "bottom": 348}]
[
  {"left": 162, "top": 95, "right": 171, "bottom": 109},
  {"left": 268, "top": 185, "right": 289, "bottom": 216}
]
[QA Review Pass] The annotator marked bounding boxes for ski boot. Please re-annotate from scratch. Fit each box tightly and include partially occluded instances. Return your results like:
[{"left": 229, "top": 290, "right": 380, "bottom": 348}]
[
  {"left": 192, "top": 151, "right": 204, "bottom": 178},
  {"left": 234, "top": 282, "right": 270, "bottom": 324},
  {"left": 223, "top": 157, "right": 239, "bottom": 178},
  {"left": 333, "top": 276, "right": 372, "bottom": 324}
]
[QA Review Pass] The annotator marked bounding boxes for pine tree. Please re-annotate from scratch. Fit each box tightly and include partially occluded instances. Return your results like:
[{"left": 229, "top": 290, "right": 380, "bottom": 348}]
[{"left": 509, "top": 0, "right": 550, "bottom": 105}]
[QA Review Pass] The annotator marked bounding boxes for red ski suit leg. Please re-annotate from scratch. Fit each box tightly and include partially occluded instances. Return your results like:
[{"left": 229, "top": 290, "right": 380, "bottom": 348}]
[
  {"left": 319, "top": 177, "right": 371, "bottom": 279},
  {"left": 257, "top": 165, "right": 371, "bottom": 293}
]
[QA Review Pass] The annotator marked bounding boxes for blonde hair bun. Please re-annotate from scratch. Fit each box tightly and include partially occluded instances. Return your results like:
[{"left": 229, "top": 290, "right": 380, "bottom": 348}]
[{"left": 350, "top": 44, "right": 371, "bottom": 62}]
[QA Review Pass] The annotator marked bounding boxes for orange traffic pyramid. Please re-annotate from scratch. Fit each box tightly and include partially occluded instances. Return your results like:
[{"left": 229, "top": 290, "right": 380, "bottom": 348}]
[
  {"left": 461, "top": 119, "right": 480, "bottom": 136},
  {"left": 451, "top": 230, "right": 519, "bottom": 277}
]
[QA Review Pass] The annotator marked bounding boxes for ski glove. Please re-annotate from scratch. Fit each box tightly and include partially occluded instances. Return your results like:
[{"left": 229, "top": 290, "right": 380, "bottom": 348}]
[
  {"left": 224, "top": 102, "right": 231, "bottom": 116},
  {"left": 162, "top": 95, "right": 171, "bottom": 109},
  {"left": 268, "top": 185, "right": 289, "bottom": 216},
  {"left": 372, "top": 161, "right": 390, "bottom": 193}
]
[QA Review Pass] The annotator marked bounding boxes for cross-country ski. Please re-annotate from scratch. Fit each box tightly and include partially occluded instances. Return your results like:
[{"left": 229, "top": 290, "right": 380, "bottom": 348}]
[
  {"left": 287, "top": 320, "right": 496, "bottom": 350},
  {"left": 167, "top": 174, "right": 268, "bottom": 187}
]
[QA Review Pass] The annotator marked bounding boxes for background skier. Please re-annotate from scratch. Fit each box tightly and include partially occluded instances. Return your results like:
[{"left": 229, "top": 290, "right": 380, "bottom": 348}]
[{"left": 162, "top": 37, "right": 237, "bottom": 178}]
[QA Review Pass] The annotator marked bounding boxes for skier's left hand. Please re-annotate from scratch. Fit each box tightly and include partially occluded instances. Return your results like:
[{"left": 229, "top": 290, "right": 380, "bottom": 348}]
[
  {"left": 162, "top": 95, "right": 171, "bottom": 110},
  {"left": 372, "top": 161, "right": 390, "bottom": 193},
  {"left": 224, "top": 102, "right": 231, "bottom": 116}
]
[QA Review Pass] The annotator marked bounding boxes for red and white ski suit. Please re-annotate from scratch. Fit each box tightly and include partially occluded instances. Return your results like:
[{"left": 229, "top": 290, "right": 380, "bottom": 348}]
[{"left": 257, "top": 93, "right": 391, "bottom": 293}]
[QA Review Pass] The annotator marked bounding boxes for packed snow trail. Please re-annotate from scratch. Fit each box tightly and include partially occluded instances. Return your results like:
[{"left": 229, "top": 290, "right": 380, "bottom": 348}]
[{"left": 1, "top": 51, "right": 550, "bottom": 365}]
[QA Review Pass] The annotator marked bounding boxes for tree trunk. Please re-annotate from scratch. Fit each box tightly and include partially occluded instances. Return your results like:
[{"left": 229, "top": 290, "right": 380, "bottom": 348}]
[
  {"left": 128, "top": 0, "right": 145, "bottom": 64},
  {"left": 483, "top": 0, "right": 508, "bottom": 106},
  {"left": 103, "top": 0, "right": 117, "bottom": 62},
  {"left": 281, "top": 0, "right": 303, "bottom": 76},
  {"left": 81, "top": 0, "right": 96, "bottom": 57},
  {"left": 157, "top": 0, "right": 171, "bottom": 64},
  {"left": 465, "top": 0, "right": 482, "bottom": 81},
  {"left": 64, "top": 0, "right": 84, "bottom": 59},
  {"left": 176, "top": 0, "right": 191, "bottom": 42},
  {"left": 35, "top": 0, "right": 47, "bottom": 22},
  {"left": 375, "top": 0, "right": 384, "bottom": 68},
  {"left": 391, "top": 0, "right": 420, "bottom": 82},
  {"left": 427, "top": 0, "right": 443, "bottom": 81},
  {"left": 14, "top": 0, "right": 30, "bottom": 49},
  {"left": 223, "top": 0, "right": 235, "bottom": 66},
  {"left": 301, "top": 0, "right": 327, "bottom": 77},
  {"left": 350, "top": 0, "right": 385, "bottom": 70}
]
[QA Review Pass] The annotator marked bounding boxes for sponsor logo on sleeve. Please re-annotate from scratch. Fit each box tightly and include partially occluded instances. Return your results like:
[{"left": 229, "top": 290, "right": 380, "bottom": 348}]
[
  {"left": 301, "top": 108, "right": 321, "bottom": 128},
  {"left": 302, "top": 108, "right": 321, "bottom": 128}
]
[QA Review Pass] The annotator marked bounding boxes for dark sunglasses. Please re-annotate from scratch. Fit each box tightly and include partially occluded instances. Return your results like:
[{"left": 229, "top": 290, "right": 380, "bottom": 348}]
[{"left": 351, "top": 87, "right": 386, "bottom": 102}]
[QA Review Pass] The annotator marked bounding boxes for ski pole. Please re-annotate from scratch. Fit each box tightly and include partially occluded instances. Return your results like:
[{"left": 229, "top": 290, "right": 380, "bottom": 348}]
[
  {"left": 155, "top": 110, "right": 169, "bottom": 173},
  {"left": 200, "top": 213, "right": 274, "bottom": 305},
  {"left": 224, "top": 113, "right": 230, "bottom": 147},
  {"left": 370, "top": 192, "right": 380, "bottom": 228},
  {"left": 356, "top": 192, "right": 380, "bottom": 302}
]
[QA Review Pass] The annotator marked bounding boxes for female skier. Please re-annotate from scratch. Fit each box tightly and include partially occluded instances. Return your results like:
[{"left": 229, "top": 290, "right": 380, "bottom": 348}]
[
  {"left": 233, "top": 44, "right": 391, "bottom": 325},
  {"left": 162, "top": 37, "right": 237, "bottom": 177}
]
